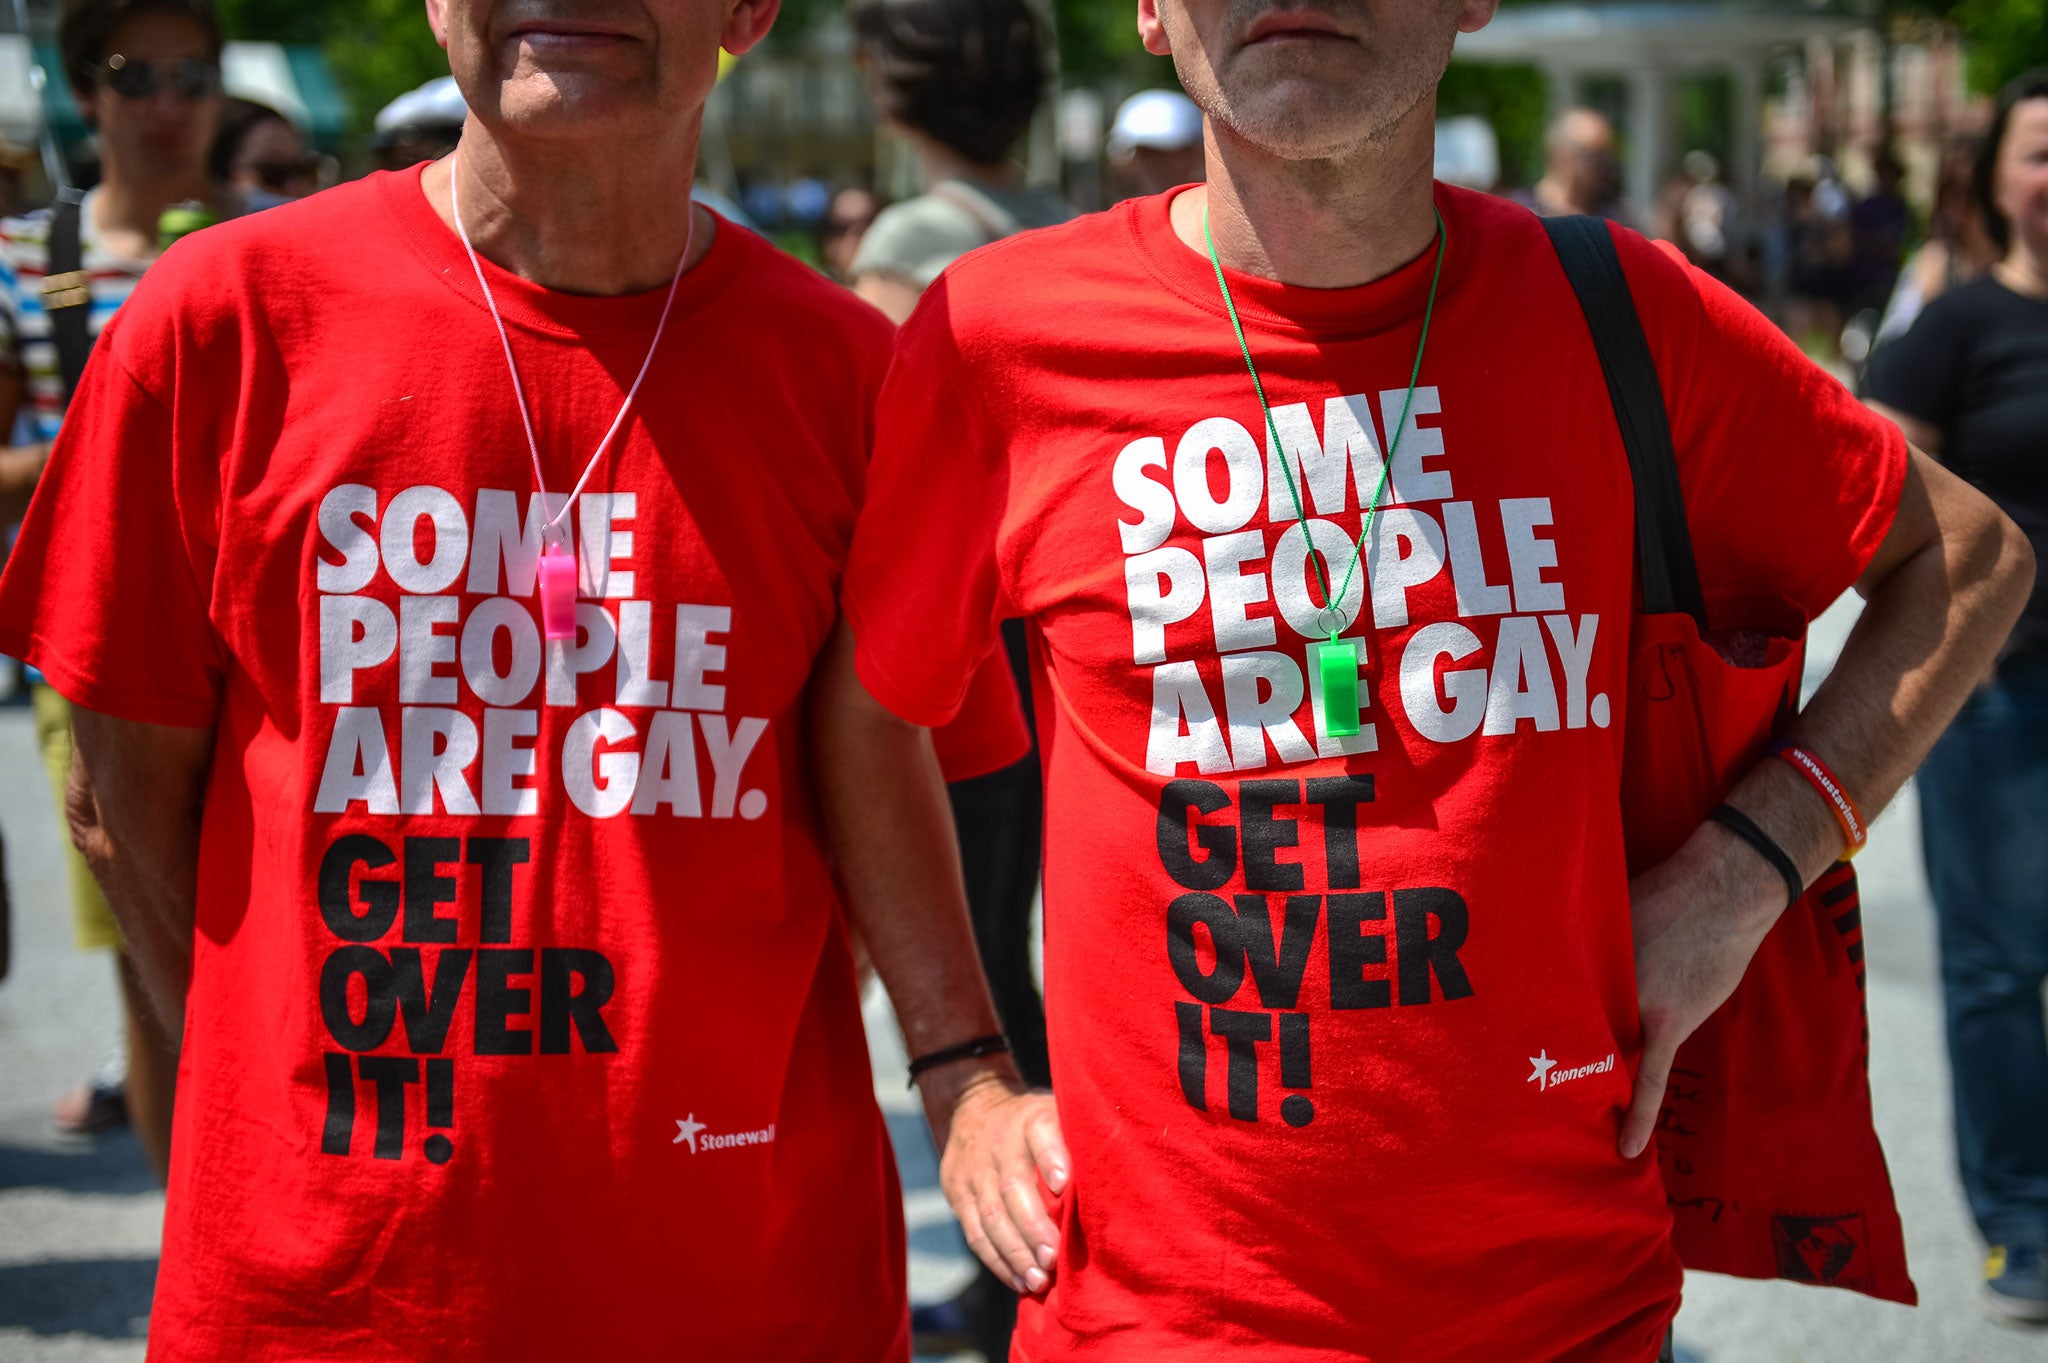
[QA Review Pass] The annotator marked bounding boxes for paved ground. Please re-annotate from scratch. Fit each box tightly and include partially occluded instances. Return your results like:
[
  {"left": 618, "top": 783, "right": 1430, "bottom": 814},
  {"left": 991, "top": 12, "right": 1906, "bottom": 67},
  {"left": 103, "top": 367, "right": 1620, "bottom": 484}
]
[{"left": 1, "top": 595, "right": 2042, "bottom": 1360}]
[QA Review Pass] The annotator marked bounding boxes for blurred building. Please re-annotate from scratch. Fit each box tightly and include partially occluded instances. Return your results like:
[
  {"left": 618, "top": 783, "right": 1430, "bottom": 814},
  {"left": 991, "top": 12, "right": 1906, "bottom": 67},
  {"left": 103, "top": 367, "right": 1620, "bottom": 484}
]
[
  {"left": 1455, "top": 1, "right": 1981, "bottom": 210},
  {"left": 701, "top": 16, "right": 1074, "bottom": 213},
  {"left": 702, "top": 21, "right": 875, "bottom": 203}
]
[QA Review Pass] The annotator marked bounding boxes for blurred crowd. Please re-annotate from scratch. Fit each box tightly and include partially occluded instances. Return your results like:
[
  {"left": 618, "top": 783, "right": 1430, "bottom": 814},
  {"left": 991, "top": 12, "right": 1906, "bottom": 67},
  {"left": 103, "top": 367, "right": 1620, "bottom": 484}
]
[
  {"left": 720, "top": 91, "right": 2000, "bottom": 395},
  {"left": 0, "top": 0, "right": 2045, "bottom": 1353}
]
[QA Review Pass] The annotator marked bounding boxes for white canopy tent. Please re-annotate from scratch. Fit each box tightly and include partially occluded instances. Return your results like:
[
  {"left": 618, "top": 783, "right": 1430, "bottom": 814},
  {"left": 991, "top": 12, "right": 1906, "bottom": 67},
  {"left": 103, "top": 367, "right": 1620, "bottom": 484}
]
[
  {"left": 1453, "top": 2, "right": 1862, "bottom": 208},
  {"left": 0, "top": 35, "right": 40, "bottom": 147}
]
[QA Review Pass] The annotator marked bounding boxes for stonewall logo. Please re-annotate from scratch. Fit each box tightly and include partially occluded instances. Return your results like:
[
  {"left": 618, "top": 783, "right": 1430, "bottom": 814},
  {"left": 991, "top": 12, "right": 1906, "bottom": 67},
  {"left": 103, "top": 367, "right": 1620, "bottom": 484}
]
[
  {"left": 1527, "top": 1049, "right": 1615, "bottom": 1093},
  {"left": 672, "top": 1113, "right": 776, "bottom": 1155}
]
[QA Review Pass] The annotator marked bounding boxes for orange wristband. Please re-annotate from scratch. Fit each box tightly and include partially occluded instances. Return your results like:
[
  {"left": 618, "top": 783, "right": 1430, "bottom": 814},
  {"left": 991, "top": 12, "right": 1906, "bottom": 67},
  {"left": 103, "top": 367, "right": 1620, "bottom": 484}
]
[{"left": 1770, "top": 742, "right": 1868, "bottom": 859}]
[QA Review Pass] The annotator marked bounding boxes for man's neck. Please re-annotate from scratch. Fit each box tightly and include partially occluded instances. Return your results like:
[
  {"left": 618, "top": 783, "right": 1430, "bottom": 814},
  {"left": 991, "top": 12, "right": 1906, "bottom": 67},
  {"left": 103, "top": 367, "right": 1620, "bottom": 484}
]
[
  {"left": 93, "top": 167, "right": 215, "bottom": 256},
  {"left": 1168, "top": 100, "right": 1438, "bottom": 289},
  {"left": 423, "top": 118, "right": 712, "bottom": 296}
]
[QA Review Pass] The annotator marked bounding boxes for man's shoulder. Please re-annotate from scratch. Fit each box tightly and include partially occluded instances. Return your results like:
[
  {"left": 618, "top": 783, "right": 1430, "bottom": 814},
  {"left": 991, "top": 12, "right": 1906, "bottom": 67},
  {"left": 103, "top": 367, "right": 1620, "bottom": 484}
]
[
  {"left": 162, "top": 174, "right": 388, "bottom": 278},
  {"left": 914, "top": 202, "right": 1138, "bottom": 345},
  {"left": 1470, "top": 185, "right": 1696, "bottom": 301},
  {"left": 944, "top": 197, "right": 1132, "bottom": 280},
  {"left": 95, "top": 177, "right": 392, "bottom": 379},
  {"left": 718, "top": 215, "right": 894, "bottom": 354}
]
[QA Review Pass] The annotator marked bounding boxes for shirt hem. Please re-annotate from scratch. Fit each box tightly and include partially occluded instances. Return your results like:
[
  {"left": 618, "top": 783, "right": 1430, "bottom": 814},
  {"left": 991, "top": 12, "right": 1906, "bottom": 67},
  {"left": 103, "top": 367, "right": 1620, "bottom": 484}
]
[
  {"left": 845, "top": 603, "right": 971, "bottom": 730},
  {"left": 935, "top": 727, "right": 1032, "bottom": 783}
]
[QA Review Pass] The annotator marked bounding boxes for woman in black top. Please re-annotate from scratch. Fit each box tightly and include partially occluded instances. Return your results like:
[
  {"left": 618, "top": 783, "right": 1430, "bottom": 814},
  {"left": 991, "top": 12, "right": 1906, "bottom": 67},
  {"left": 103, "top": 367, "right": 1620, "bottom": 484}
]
[{"left": 1865, "top": 69, "right": 2048, "bottom": 1324}]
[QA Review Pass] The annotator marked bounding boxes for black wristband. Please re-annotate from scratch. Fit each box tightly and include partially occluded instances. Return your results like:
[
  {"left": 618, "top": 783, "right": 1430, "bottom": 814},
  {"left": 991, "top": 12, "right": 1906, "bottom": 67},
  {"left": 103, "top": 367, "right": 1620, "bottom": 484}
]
[
  {"left": 906, "top": 1033, "right": 1010, "bottom": 1088},
  {"left": 1707, "top": 803, "right": 1804, "bottom": 909}
]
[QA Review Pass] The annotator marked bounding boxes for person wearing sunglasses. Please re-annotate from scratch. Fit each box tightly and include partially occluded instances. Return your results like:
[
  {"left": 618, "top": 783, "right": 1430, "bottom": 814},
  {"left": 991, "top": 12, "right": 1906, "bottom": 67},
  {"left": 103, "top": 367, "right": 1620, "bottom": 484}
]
[
  {"left": 211, "top": 97, "right": 318, "bottom": 210},
  {"left": 0, "top": 0, "right": 229, "bottom": 1185},
  {"left": 819, "top": 184, "right": 881, "bottom": 283}
]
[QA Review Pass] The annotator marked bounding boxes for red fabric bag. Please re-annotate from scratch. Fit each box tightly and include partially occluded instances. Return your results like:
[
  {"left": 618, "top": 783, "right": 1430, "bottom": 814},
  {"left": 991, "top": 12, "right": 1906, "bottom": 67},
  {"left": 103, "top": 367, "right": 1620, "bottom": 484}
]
[{"left": 1547, "top": 217, "right": 1915, "bottom": 1305}]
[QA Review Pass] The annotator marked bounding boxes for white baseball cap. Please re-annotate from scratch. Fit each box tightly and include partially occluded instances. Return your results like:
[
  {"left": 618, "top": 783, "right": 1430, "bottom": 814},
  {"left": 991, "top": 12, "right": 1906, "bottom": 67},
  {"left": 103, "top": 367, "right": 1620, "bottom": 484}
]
[
  {"left": 375, "top": 76, "right": 469, "bottom": 134},
  {"left": 1107, "top": 89, "right": 1204, "bottom": 159}
]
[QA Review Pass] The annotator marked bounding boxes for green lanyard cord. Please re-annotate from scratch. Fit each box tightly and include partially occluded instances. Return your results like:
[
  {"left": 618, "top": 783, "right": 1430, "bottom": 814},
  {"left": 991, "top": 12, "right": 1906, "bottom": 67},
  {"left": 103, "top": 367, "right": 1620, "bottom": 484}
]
[{"left": 1202, "top": 203, "right": 1447, "bottom": 640}]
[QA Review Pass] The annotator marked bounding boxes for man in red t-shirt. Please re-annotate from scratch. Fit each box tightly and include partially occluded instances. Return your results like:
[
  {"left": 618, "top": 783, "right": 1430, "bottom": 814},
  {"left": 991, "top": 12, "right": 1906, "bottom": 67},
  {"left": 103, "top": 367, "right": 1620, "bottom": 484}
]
[
  {"left": 0, "top": 0, "right": 1044, "bottom": 1358},
  {"left": 832, "top": 1, "right": 2035, "bottom": 1360}
]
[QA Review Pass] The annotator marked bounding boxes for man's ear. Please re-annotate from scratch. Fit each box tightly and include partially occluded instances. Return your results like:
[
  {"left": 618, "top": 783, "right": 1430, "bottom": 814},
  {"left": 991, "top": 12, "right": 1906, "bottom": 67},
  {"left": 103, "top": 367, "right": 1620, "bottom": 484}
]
[
  {"left": 722, "top": 0, "right": 783, "bottom": 59},
  {"left": 1137, "top": 0, "right": 1172, "bottom": 58},
  {"left": 72, "top": 86, "right": 99, "bottom": 132},
  {"left": 424, "top": 0, "right": 452, "bottom": 49},
  {"left": 1456, "top": 0, "right": 1502, "bottom": 35}
]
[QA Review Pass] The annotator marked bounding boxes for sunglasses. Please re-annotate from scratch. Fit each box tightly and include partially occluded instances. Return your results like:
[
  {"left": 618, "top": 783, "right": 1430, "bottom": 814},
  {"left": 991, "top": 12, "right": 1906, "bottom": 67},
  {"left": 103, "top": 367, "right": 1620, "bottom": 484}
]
[
  {"left": 823, "top": 215, "right": 875, "bottom": 238},
  {"left": 243, "top": 156, "right": 317, "bottom": 191},
  {"left": 95, "top": 54, "right": 221, "bottom": 101}
]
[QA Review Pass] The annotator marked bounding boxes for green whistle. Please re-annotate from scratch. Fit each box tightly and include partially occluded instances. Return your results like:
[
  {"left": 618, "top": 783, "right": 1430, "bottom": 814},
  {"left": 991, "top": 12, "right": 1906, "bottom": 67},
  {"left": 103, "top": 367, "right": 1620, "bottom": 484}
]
[{"left": 1315, "top": 636, "right": 1361, "bottom": 738}]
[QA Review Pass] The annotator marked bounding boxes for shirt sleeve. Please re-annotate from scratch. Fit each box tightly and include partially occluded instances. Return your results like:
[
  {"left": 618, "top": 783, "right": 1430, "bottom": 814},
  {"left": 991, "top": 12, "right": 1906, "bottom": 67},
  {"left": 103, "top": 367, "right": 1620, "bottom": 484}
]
[
  {"left": 1861, "top": 292, "right": 1966, "bottom": 433},
  {"left": 929, "top": 647, "right": 1029, "bottom": 781},
  {"left": 842, "top": 274, "right": 1011, "bottom": 728},
  {"left": 1620, "top": 233, "right": 1907, "bottom": 628},
  {"left": 0, "top": 304, "right": 222, "bottom": 725}
]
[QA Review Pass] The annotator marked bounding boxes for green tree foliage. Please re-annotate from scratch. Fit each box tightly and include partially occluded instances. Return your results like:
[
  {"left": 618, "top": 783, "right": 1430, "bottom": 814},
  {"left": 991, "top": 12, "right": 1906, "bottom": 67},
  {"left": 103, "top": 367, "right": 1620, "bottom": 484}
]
[
  {"left": 1052, "top": 0, "right": 1159, "bottom": 81},
  {"left": 321, "top": 0, "right": 453, "bottom": 124},
  {"left": 1906, "top": 0, "right": 2048, "bottom": 90},
  {"left": 1438, "top": 60, "right": 1547, "bottom": 185},
  {"left": 215, "top": 0, "right": 448, "bottom": 132}
]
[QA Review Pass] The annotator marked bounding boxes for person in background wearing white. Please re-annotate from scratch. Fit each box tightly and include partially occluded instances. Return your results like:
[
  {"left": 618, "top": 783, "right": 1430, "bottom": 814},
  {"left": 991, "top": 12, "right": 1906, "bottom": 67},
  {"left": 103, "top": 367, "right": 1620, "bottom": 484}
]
[{"left": 1107, "top": 88, "right": 1206, "bottom": 200}]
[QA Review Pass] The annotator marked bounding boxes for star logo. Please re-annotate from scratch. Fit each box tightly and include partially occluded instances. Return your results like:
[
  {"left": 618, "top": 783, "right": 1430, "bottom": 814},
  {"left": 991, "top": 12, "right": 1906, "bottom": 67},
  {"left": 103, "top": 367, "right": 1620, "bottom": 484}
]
[
  {"left": 673, "top": 1113, "right": 706, "bottom": 1153},
  {"left": 1527, "top": 1051, "right": 1556, "bottom": 1092}
]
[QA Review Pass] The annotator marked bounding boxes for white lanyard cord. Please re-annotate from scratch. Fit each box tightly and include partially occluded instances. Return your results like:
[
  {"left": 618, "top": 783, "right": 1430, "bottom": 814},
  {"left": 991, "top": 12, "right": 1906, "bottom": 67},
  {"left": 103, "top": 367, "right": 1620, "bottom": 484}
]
[{"left": 447, "top": 151, "right": 693, "bottom": 537}]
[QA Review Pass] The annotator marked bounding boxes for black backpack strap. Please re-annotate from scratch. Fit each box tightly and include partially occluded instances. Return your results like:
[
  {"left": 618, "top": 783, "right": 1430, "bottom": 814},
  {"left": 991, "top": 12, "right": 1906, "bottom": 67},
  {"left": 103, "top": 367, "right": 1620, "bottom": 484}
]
[
  {"left": 41, "top": 189, "right": 94, "bottom": 410},
  {"left": 1540, "top": 215, "right": 1708, "bottom": 628}
]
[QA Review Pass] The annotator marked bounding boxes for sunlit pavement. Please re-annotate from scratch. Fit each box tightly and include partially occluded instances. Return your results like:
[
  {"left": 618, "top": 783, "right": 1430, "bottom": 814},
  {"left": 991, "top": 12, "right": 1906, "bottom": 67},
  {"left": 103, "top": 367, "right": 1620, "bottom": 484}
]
[{"left": 0, "top": 593, "right": 2041, "bottom": 1360}]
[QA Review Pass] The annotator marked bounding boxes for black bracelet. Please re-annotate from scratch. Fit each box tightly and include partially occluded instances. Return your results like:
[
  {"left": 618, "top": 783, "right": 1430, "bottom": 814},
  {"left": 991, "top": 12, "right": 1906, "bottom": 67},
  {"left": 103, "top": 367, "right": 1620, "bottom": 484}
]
[
  {"left": 1707, "top": 803, "right": 1804, "bottom": 909},
  {"left": 907, "top": 1033, "right": 1010, "bottom": 1088}
]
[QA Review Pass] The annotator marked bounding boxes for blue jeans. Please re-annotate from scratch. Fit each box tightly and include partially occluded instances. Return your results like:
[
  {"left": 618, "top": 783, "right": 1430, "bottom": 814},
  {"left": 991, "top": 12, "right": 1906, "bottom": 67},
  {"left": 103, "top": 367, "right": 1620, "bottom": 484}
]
[{"left": 1918, "top": 653, "right": 2048, "bottom": 1247}]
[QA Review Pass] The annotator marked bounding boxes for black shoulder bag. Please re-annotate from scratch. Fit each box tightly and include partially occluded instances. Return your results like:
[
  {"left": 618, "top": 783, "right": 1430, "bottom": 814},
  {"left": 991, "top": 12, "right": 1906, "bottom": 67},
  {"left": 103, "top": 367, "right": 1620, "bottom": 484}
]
[
  {"left": 41, "top": 190, "right": 95, "bottom": 409},
  {"left": 1540, "top": 213, "right": 1914, "bottom": 1304}
]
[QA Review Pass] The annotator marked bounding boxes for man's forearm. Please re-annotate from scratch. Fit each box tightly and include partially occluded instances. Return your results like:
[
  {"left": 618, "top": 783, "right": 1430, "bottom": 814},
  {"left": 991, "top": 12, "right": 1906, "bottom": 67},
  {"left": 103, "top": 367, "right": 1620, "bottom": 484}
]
[
  {"left": 1735, "top": 448, "right": 2033, "bottom": 880},
  {"left": 68, "top": 707, "right": 212, "bottom": 1038},
  {"left": 810, "top": 622, "right": 1064, "bottom": 1289},
  {"left": 809, "top": 624, "right": 1014, "bottom": 1105},
  {"left": 0, "top": 442, "right": 49, "bottom": 525},
  {"left": 1619, "top": 453, "right": 2030, "bottom": 1158}
]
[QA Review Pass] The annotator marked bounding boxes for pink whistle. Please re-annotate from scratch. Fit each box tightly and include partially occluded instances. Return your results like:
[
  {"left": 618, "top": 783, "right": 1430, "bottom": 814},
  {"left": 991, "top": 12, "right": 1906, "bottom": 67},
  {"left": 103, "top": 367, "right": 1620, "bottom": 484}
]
[{"left": 538, "top": 544, "right": 578, "bottom": 641}]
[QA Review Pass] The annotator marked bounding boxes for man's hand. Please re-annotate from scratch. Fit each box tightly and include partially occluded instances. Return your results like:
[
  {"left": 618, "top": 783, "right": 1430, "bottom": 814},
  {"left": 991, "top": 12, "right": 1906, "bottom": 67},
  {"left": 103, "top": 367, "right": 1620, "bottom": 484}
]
[
  {"left": 1618, "top": 444, "right": 2031, "bottom": 1160},
  {"left": 0, "top": 442, "right": 51, "bottom": 526},
  {"left": 806, "top": 621, "right": 1064, "bottom": 1286},
  {"left": 1619, "top": 821, "right": 1785, "bottom": 1159},
  {"left": 925, "top": 1061, "right": 1068, "bottom": 1295}
]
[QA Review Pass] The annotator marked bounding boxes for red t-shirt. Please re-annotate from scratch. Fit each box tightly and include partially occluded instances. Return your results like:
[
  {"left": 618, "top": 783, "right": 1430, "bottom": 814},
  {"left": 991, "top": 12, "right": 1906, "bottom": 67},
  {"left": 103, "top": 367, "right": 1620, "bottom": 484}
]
[
  {"left": 0, "top": 165, "right": 1020, "bottom": 1359},
  {"left": 843, "top": 185, "right": 1906, "bottom": 1362}
]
